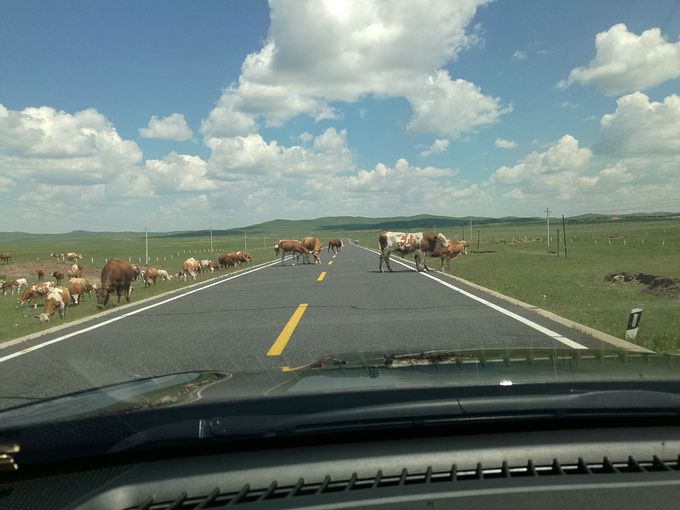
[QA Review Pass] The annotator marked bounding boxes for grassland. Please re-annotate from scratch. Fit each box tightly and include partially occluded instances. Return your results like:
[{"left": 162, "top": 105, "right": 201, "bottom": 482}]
[{"left": 1, "top": 216, "right": 679, "bottom": 353}]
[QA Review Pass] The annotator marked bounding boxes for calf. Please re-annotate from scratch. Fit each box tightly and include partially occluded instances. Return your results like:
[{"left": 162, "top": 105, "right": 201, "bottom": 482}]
[
  {"left": 34, "top": 286, "right": 70, "bottom": 322},
  {"left": 37, "top": 268, "right": 45, "bottom": 280},
  {"left": 157, "top": 269, "right": 172, "bottom": 281},
  {"left": 1, "top": 280, "right": 20, "bottom": 295},
  {"left": 51, "top": 252, "right": 64, "bottom": 261},
  {"left": 431, "top": 240, "right": 470, "bottom": 271}
]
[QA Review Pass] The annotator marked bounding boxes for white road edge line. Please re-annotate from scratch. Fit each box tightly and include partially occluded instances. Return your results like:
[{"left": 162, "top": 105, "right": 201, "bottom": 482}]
[
  {"left": 0, "top": 259, "right": 284, "bottom": 364},
  {"left": 355, "top": 243, "right": 587, "bottom": 350}
]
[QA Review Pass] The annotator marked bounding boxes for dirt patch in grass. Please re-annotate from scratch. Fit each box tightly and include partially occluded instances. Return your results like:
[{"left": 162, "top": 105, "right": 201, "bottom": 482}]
[{"left": 606, "top": 272, "right": 680, "bottom": 298}]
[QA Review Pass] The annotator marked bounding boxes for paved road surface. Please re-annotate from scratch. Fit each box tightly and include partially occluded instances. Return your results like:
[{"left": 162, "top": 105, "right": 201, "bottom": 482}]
[{"left": 0, "top": 241, "right": 619, "bottom": 410}]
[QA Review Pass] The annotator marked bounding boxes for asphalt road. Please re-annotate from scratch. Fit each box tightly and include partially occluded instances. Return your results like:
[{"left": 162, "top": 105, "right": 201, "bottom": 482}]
[{"left": 0, "top": 241, "right": 620, "bottom": 410}]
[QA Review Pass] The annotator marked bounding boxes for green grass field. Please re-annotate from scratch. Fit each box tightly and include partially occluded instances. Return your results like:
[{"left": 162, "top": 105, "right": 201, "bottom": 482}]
[{"left": 1, "top": 217, "right": 678, "bottom": 353}]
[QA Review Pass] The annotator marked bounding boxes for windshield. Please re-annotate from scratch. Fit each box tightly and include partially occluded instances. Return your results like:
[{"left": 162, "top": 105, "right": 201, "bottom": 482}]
[{"left": 1, "top": 0, "right": 679, "bottom": 465}]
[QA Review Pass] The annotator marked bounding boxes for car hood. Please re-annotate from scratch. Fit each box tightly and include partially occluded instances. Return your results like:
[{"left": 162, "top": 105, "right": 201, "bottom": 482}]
[{"left": 3, "top": 347, "right": 680, "bottom": 431}]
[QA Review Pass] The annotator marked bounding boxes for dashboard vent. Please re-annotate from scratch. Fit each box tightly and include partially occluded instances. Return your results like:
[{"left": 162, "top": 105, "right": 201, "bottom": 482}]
[{"left": 132, "top": 455, "right": 680, "bottom": 509}]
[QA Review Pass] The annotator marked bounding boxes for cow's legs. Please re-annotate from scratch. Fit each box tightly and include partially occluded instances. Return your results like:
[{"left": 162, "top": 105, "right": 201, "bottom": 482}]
[
  {"left": 281, "top": 251, "right": 286, "bottom": 265},
  {"left": 379, "top": 251, "right": 393, "bottom": 272}
]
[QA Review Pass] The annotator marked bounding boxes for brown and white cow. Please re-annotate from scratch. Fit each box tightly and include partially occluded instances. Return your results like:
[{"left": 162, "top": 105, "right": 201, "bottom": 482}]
[
  {"left": 67, "top": 263, "right": 83, "bottom": 279},
  {"left": 66, "top": 252, "right": 82, "bottom": 262},
  {"left": 68, "top": 281, "right": 85, "bottom": 305},
  {"left": 17, "top": 282, "right": 56, "bottom": 308},
  {"left": 96, "top": 258, "right": 134, "bottom": 309},
  {"left": 67, "top": 278, "right": 97, "bottom": 300},
  {"left": 34, "top": 286, "right": 70, "bottom": 322},
  {"left": 183, "top": 258, "right": 200, "bottom": 280},
  {"left": 378, "top": 231, "right": 449, "bottom": 272},
  {"left": 144, "top": 267, "right": 159, "bottom": 287},
  {"left": 277, "top": 240, "right": 310, "bottom": 266},
  {"left": 51, "top": 252, "right": 64, "bottom": 261},
  {"left": 157, "top": 269, "right": 172, "bottom": 281},
  {"left": 302, "top": 237, "right": 322, "bottom": 264},
  {"left": 1, "top": 280, "right": 20, "bottom": 295},
  {"left": 430, "top": 240, "right": 470, "bottom": 271},
  {"left": 0, "top": 253, "right": 11, "bottom": 264},
  {"left": 328, "top": 239, "right": 343, "bottom": 253}
]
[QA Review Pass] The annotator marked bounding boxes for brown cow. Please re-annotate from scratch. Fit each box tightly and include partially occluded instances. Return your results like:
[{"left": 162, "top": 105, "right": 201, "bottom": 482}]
[
  {"left": 183, "top": 258, "right": 200, "bottom": 280},
  {"left": 328, "top": 239, "right": 343, "bottom": 253},
  {"left": 144, "top": 267, "right": 159, "bottom": 287},
  {"left": 66, "top": 252, "right": 82, "bottom": 262},
  {"left": 51, "top": 271, "right": 64, "bottom": 285},
  {"left": 0, "top": 253, "right": 11, "bottom": 264},
  {"left": 96, "top": 258, "right": 134, "bottom": 309},
  {"left": 68, "top": 281, "right": 85, "bottom": 305},
  {"left": 37, "top": 268, "right": 45, "bottom": 280},
  {"left": 302, "top": 237, "right": 322, "bottom": 264},
  {"left": 277, "top": 240, "right": 310, "bottom": 266},
  {"left": 430, "top": 240, "right": 470, "bottom": 271},
  {"left": 218, "top": 253, "right": 237, "bottom": 269}
]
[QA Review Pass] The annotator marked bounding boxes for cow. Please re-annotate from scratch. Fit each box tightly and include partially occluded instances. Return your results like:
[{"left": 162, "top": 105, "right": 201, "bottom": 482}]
[
  {"left": 144, "top": 267, "right": 159, "bottom": 287},
  {"left": 431, "top": 240, "right": 470, "bottom": 271},
  {"left": 34, "top": 286, "right": 70, "bottom": 322},
  {"left": 51, "top": 271, "right": 64, "bottom": 285},
  {"left": 1, "top": 280, "right": 21, "bottom": 295},
  {"left": 183, "top": 258, "right": 200, "bottom": 280},
  {"left": 51, "top": 253, "right": 64, "bottom": 261},
  {"left": 17, "top": 282, "right": 56, "bottom": 308},
  {"left": 157, "top": 269, "right": 172, "bottom": 281},
  {"left": 328, "top": 239, "right": 343, "bottom": 253},
  {"left": 130, "top": 265, "right": 141, "bottom": 281},
  {"left": 378, "top": 231, "right": 449, "bottom": 273},
  {"left": 302, "top": 237, "right": 322, "bottom": 264},
  {"left": 68, "top": 281, "right": 85, "bottom": 305},
  {"left": 218, "top": 253, "right": 237, "bottom": 269},
  {"left": 67, "top": 278, "right": 97, "bottom": 300},
  {"left": 66, "top": 252, "right": 82, "bottom": 262},
  {"left": 67, "top": 264, "right": 83, "bottom": 279},
  {"left": 37, "top": 268, "right": 45, "bottom": 280},
  {"left": 277, "top": 240, "right": 310, "bottom": 266},
  {"left": 96, "top": 258, "right": 134, "bottom": 309},
  {"left": 0, "top": 253, "right": 11, "bottom": 264}
]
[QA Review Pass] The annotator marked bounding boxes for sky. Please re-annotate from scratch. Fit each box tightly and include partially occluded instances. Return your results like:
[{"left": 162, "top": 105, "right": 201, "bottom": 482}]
[{"left": 1, "top": 0, "right": 680, "bottom": 233}]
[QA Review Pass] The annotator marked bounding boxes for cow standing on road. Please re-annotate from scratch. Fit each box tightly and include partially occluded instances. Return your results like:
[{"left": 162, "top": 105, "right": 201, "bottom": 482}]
[{"left": 378, "top": 231, "right": 449, "bottom": 272}]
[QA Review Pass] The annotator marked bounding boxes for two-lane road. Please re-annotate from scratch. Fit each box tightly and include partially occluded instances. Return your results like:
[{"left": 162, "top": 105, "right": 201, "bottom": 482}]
[{"left": 0, "top": 241, "right": 623, "bottom": 410}]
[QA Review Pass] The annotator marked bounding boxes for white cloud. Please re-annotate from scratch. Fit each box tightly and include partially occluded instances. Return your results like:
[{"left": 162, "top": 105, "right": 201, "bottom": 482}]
[
  {"left": 159, "top": 194, "right": 209, "bottom": 218},
  {"left": 139, "top": 113, "right": 193, "bottom": 141},
  {"left": 0, "top": 105, "right": 142, "bottom": 184},
  {"left": 596, "top": 92, "right": 680, "bottom": 156},
  {"left": 512, "top": 50, "right": 526, "bottom": 61},
  {"left": 420, "top": 139, "right": 450, "bottom": 157},
  {"left": 406, "top": 70, "right": 512, "bottom": 138},
  {"left": 558, "top": 24, "right": 680, "bottom": 95},
  {"left": 144, "top": 152, "right": 217, "bottom": 192},
  {"left": 201, "top": 0, "right": 505, "bottom": 141},
  {"left": 494, "top": 138, "right": 517, "bottom": 149},
  {"left": 486, "top": 135, "right": 592, "bottom": 199}
]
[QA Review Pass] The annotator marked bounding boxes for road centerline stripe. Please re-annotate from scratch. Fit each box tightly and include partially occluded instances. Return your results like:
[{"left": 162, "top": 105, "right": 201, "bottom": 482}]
[
  {"left": 267, "top": 304, "right": 308, "bottom": 356},
  {"left": 317, "top": 272, "right": 326, "bottom": 281}
]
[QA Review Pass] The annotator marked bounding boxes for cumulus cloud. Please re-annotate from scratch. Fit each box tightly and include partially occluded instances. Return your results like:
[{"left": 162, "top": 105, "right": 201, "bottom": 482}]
[
  {"left": 494, "top": 138, "right": 517, "bottom": 149},
  {"left": 420, "top": 139, "right": 450, "bottom": 157},
  {"left": 0, "top": 104, "right": 142, "bottom": 184},
  {"left": 144, "top": 152, "right": 217, "bottom": 192},
  {"left": 201, "top": 0, "right": 506, "bottom": 141},
  {"left": 596, "top": 92, "right": 680, "bottom": 156},
  {"left": 486, "top": 135, "right": 592, "bottom": 199},
  {"left": 159, "top": 194, "right": 209, "bottom": 218},
  {"left": 139, "top": 113, "right": 193, "bottom": 141},
  {"left": 558, "top": 24, "right": 680, "bottom": 95}
]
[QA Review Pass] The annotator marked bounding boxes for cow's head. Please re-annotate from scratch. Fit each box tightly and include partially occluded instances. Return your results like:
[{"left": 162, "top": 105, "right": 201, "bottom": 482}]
[
  {"left": 34, "top": 312, "right": 51, "bottom": 322},
  {"left": 95, "top": 287, "right": 112, "bottom": 309},
  {"left": 435, "top": 233, "right": 449, "bottom": 250}
]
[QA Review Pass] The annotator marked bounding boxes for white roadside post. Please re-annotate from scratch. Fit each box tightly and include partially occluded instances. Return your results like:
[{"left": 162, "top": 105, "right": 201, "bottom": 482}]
[{"left": 625, "top": 308, "right": 643, "bottom": 340}]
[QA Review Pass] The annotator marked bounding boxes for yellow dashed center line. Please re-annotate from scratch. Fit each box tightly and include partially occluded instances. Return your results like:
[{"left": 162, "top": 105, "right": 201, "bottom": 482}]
[
  {"left": 328, "top": 260, "right": 333, "bottom": 265},
  {"left": 317, "top": 272, "right": 326, "bottom": 281},
  {"left": 267, "top": 304, "right": 308, "bottom": 356}
]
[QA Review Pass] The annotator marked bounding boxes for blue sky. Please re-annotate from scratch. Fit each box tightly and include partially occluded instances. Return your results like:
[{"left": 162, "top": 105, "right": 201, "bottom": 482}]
[{"left": 1, "top": 0, "right": 680, "bottom": 233}]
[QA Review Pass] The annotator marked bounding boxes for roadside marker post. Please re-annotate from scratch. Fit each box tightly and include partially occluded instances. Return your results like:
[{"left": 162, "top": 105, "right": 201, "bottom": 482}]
[{"left": 625, "top": 308, "right": 643, "bottom": 340}]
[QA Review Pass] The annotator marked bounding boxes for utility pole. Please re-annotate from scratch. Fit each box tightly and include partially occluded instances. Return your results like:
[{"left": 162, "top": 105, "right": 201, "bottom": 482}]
[
  {"left": 210, "top": 227, "right": 213, "bottom": 253},
  {"left": 545, "top": 208, "right": 551, "bottom": 248},
  {"left": 144, "top": 226, "right": 149, "bottom": 264}
]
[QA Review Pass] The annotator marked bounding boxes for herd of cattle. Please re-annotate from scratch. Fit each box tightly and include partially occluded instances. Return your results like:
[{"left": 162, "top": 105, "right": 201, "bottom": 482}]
[{"left": 1, "top": 232, "right": 469, "bottom": 324}]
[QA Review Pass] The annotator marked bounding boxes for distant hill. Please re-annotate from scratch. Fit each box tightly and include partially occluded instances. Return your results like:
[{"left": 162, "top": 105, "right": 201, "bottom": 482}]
[{"left": 2, "top": 212, "right": 677, "bottom": 239}]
